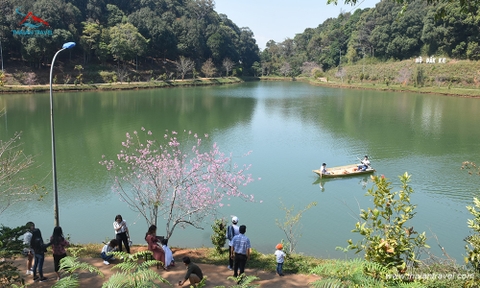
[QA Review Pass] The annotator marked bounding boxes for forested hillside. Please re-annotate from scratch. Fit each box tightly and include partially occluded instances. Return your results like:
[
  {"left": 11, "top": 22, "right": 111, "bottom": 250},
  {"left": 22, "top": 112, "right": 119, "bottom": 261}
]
[
  {"left": 1, "top": 0, "right": 480, "bottom": 82},
  {"left": 262, "top": 0, "right": 480, "bottom": 77},
  {"left": 0, "top": 0, "right": 260, "bottom": 77}
]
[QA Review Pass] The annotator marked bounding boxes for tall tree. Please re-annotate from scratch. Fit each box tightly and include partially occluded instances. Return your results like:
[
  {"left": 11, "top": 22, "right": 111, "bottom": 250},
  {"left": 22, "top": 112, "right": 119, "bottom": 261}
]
[
  {"left": 108, "top": 22, "right": 148, "bottom": 64},
  {"left": 201, "top": 58, "right": 216, "bottom": 78},
  {"left": 175, "top": 56, "right": 194, "bottom": 79},
  {"left": 238, "top": 27, "right": 260, "bottom": 75},
  {"left": 80, "top": 21, "right": 103, "bottom": 64},
  {"left": 222, "top": 57, "right": 234, "bottom": 76},
  {"left": 101, "top": 129, "right": 255, "bottom": 239}
]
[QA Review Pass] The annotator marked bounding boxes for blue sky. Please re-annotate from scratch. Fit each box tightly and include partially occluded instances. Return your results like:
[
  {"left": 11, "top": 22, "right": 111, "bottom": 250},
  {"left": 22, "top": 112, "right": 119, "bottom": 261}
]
[{"left": 215, "top": 0, "right": 380, "bottom": 50}]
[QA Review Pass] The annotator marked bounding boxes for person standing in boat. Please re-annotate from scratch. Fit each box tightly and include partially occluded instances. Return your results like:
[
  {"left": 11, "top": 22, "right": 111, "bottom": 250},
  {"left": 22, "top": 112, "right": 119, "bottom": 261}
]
[
  {"left": 320, "top": 163, "right": 331, "bottom": 175},
  {"left": 358, "top": 155, "right": 370, "bottom": 171}
]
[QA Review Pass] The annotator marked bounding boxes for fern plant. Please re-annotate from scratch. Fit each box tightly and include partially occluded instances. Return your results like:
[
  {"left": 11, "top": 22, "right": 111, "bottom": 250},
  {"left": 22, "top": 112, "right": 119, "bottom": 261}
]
[
  {"left": 222, "top": 275, "right": 260, "bottom": 288},
  {"left": 52, "top": 247, "right": 103, "bottom": 288},
  {"left": 310, "top": 258, "right": 386, "bottom": 288},
  {"left": 102, "top": 250, "right": 169, "bottom": 288}
]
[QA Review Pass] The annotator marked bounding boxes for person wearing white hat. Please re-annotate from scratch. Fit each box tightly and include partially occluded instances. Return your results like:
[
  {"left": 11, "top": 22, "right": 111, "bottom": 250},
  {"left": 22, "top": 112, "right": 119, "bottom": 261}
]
[{"left": 226, "top": 216, "right": 240, "bottom": 270}]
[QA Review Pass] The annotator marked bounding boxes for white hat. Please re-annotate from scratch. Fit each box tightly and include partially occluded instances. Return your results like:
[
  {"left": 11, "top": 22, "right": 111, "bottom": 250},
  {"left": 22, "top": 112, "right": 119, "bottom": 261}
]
[{"left": 232, "top": 216, "right": 238, "bottom": 224}]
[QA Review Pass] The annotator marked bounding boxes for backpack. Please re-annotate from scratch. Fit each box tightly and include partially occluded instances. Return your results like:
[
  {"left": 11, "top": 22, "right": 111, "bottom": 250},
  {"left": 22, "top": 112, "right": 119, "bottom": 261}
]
[{"left": 227, "top": 225, "right": 235, "bottom": 241}]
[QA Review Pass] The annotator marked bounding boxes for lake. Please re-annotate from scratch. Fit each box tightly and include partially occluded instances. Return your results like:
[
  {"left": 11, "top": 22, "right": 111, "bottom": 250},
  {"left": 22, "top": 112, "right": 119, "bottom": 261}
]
[{"left": 1, "top": 81, "right": 480, "bottom": 263}]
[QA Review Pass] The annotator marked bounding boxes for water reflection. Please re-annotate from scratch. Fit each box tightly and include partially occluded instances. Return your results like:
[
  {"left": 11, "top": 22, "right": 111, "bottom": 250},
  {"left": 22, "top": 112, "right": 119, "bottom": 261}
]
[{"left": 312, "top": 176, "right": 370, "bottom": 192}]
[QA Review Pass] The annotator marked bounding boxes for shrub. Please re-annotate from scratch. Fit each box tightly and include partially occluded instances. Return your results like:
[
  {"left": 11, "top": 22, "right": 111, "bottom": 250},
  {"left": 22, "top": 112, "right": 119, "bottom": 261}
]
[
  {"left": 313, "top": 68, "right": 324, "bottom": 78},
  {"left": 414, "top": 67, "right": 426, "bottom": 87},
  {"left": 211, "top": 218, "right": 227, "bottom": 253},
  {"left": 99, "top": 71, "right": 115, "bottom": 83},
  {"left": 465, "top": 197, "right": 480, "bottom": 271},
  {"left": 0, "top": 225, "right": 27, "bottom": 286},
  {"left": 347, "top": 173, "right": 429, "bottom": 273}
]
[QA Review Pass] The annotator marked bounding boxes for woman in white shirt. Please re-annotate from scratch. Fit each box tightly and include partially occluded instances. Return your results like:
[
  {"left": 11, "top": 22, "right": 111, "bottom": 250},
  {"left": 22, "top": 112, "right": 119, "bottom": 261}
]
[{"left": 113, "top": 214, "right": 130, "bottom": 253}]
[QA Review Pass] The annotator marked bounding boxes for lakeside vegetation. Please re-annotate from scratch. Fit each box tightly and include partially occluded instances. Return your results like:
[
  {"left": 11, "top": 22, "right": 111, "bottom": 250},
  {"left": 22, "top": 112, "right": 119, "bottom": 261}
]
[
  {"left": 0, "top": 76, "right": 245, "bottom": 93},
  {"left": 2, "top": 0, "right": 480, "bottom": 89},
  {"left": 2, "top": 55, "right": 480, "bottom": 97},
  {"left": 3, "top": 173, "right": 480, "bottom": 287},
  {"left": 2, "top": 0, "right": 480, "bottom": 286}
]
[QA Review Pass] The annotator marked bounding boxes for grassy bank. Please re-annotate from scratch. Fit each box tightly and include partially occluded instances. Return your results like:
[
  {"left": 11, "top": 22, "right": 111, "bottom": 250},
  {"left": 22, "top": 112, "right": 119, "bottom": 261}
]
[
  {"left": 66, "top": 243, "right": 471, "bottom": 287},
  {"left": 0, "top": 77, "right": 247, "bottom": 94},
  {"left": 316, "top": 59, "right": 480, "bottom": 97},
  {"left": 261, "top": 59, "right": 480, "bottom": 97},
  {"left": 1, "top": 59, "right": 480, "bottom": 97}
]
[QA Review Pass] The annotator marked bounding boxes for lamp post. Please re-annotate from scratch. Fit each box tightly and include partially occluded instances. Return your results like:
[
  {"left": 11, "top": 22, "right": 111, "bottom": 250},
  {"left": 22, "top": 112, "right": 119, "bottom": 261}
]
[{"left": 50, "top": 42, "right": 75, "bottom": 227}]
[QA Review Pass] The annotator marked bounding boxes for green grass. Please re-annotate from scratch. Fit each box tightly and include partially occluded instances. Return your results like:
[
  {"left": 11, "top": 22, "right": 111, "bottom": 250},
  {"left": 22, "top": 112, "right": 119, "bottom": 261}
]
[
  {"left": 0, "top": 77, "right": 244, "bottom": 93},
  {"left": 317, "top": 59, "right": 480, "bottom": 97},
  {"left": 33, "top": 244, "right": 477, "bottom": 287}
]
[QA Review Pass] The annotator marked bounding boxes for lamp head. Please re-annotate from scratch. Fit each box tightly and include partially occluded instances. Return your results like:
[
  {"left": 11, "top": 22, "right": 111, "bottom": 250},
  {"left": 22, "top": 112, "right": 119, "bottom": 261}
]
[{"left": 62, "top": 42, "right": 76, "bottom": 49}]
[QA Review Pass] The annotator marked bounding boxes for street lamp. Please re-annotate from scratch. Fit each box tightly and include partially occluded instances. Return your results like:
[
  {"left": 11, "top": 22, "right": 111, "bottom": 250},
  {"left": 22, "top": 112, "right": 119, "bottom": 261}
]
[{"left": 50, "top": 41, "right": 75, "bottom": 227}]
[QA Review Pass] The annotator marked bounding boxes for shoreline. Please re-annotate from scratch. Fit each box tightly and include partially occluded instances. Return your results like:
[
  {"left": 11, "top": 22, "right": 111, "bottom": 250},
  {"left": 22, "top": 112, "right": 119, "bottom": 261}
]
[{"left": 1, "top": 76, "right": 479, "bottom": 98}]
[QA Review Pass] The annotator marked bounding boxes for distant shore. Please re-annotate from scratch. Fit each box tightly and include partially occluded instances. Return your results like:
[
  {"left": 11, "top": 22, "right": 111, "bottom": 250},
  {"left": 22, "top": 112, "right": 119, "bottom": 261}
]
[
  {"left": 1, "top": 75, "right": 479, "bottom": 98},
  {"left": 0, "top": 77, "right": 247, "bottom": 94}
]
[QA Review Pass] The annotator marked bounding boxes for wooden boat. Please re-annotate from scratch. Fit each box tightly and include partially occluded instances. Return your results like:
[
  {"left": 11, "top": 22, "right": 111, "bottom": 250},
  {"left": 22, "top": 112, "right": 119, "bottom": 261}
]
[{"left": 312, "top": 164, "right": 375, "bottom": 178}]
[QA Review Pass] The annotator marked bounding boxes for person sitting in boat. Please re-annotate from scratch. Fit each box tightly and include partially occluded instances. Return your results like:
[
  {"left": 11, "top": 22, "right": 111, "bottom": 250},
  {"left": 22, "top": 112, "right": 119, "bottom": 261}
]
[
  {"left": 320, "top": 163, "right": 331, "bottom": 175},
  {"left": 357, "top": 155, "right": 370, "bottom": 171}
]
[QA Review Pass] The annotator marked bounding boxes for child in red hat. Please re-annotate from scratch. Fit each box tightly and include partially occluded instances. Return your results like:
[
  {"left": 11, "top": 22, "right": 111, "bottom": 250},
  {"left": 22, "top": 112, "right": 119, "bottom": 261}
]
[{"left": 274, "top": 243, "right": 286, "bottom": 276}]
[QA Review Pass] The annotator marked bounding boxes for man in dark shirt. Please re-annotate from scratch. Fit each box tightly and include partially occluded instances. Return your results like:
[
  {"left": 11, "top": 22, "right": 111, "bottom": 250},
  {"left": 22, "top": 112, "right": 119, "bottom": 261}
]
[{"left": 178, "top": 256, "right": 203, "bottom": 287}]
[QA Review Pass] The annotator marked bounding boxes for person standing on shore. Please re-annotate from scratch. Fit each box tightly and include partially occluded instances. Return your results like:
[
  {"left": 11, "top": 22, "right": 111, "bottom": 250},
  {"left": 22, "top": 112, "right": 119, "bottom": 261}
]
[
  {"left": 226, "top": 216, "right": 239, "bottom": 270},
  {"left": 274, "top": 243, "right": 286, "bottom": 276},
  {"left": 230, "top": 225, "right": 251, "bottom": 279},
  {"left": 113, "top": 214, "right": 130, "bottom": 253},
  {"left": 23, "top": 221, "right": 35, "bottom": 275},
  {"left": 31, "top": 228, "right": 50, "bottom": 282},
  {"left": 50, "top": 226, "right": 69, "bottom": 281}
]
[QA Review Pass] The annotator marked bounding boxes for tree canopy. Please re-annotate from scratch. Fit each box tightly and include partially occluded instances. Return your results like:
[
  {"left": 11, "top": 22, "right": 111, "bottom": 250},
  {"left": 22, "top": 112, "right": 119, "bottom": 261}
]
[
  {"left": 101, "top": 129, "right": 256, "bottom": 239},
  {"left": 329, "top": 0, "right": 480, "bottom": 17},
  {"left": 1, "top": 0, "right": 260, "bottom": 75},
  {"left": 2, "top": 0, "right": 480, "bottom": 79}
]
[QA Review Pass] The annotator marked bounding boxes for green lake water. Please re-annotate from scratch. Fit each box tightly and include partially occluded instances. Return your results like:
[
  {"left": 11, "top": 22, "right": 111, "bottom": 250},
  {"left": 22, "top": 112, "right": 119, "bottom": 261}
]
[{"left": 1, "top": 81, "right": 480, "bottom": 263}]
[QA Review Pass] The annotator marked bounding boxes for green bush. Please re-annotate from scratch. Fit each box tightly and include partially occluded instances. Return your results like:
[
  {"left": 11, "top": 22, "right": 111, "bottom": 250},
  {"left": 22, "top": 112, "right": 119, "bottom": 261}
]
[
  {"left": 211, "top": 218, "right": 227, "bottom": 253},
  {"left": 347, "top": 173, "right": 429, "bottom": 273},
  {"left": 313, "top": 69, "right": 324, "bottom": 78},
  {"left": 99, "top": 71, "right": 116, "bottom": 83},
  {"left": 0, "top": 224, "right": 27, "bottom": 286}
]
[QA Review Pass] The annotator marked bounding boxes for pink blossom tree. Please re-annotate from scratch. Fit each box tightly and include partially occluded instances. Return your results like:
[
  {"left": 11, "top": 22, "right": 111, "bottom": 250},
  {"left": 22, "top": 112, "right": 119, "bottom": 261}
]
[{"left": 101, "top": 128, "right": 255, "bottom": 239}]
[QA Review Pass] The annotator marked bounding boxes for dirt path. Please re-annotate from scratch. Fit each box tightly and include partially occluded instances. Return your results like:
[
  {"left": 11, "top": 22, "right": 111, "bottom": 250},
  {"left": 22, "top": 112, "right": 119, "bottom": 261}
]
[{"left": 14, "top": 248, "right": 320, "bottom": 287}]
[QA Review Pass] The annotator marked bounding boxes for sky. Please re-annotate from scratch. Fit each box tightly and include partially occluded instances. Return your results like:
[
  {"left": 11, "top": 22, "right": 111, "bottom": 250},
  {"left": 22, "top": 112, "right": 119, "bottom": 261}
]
[{"left": 215, "top": 0, "right": 380, "bottom": 50}]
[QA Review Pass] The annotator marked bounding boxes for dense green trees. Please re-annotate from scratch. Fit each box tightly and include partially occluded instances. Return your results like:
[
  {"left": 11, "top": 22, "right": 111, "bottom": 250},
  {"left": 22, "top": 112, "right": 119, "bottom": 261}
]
[
  {"left": 2, "top": 0, "right": 480, "bottom": 79},
  {"left": 260, "top": 0, "right": 480, "bottom": 77},
  {"left": 1, "top": 0, "right": 260, "bottom": 76}
]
